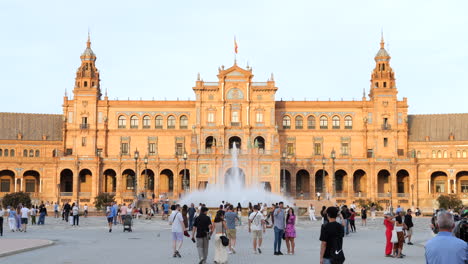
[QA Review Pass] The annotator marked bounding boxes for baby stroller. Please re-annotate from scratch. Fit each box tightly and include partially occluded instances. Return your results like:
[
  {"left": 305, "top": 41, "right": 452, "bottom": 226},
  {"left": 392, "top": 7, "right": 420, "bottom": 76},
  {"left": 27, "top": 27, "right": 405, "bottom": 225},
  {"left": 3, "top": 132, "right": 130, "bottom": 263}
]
[{"left": 123, "top": 215, "right": 133, "bottom": 232}]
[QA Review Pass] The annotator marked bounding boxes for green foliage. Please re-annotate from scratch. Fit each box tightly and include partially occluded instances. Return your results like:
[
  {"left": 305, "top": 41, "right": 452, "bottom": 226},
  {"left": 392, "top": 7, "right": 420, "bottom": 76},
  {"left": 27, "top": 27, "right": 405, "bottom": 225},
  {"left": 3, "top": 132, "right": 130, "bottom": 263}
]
[
  {"left": 355, "top": 198, "right": 383, "bottom": 211},
  {"left": 1, "top": 192, "right": 32, "bottom": 208},
  {"left": 437, "top": 194, "right": 464, "bottom": 211},
  {"left": 94, "top": 193, "right": 116, "bottom": 211}
]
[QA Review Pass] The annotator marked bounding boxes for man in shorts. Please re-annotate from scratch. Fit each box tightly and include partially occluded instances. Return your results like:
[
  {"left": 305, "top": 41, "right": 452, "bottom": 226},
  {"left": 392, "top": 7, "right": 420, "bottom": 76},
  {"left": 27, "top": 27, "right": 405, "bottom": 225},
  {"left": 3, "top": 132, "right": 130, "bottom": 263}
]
[
  {"left": 20, "top": 205, "right": 30, "bottom": 232},
  {"left": 224, "top": 205, "right": 240, "bottom": 254},
  {"left": 107, "top": 202, "right": 117, "bottom": 232},
  {"left": 162, "top": 201, "right": 170, "bottom": 220},
  {"left": 169, "top": 204, "right": 185, "bottom": 258},
  {"left": 249, "top": 204, "right": 266, "bottom": 254}
]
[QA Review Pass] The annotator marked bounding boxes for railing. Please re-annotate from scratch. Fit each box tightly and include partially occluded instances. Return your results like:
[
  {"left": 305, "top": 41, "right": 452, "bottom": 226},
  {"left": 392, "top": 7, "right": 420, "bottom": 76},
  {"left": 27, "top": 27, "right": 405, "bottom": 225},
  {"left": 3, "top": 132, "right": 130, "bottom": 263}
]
[
  {"left": 397, "top": 193, "right": 409, "bottom": 198},
  {"left": 143, "top": 125, "right": 151, "bottom": 129},
  {"left": 335, "top": 192, "right": 347, "bottom": 198},
  {"left": 180, "top": 126, "right": 188, "bottom": 129},
  {"left": 296, "top": 192, "right": 310, "bottom": 199},
  {"left": 381, "top": 124, "right": 392, "bottom": 130},
  {"left": 118, "top": 125, "right": 126, "bottom": 129},
  {"left": 345, "top": 126, "right": 352, "bottom": 129},
  {"left": 230, "top": 122, "right": 241, "bottom": 127},
  {"left": 103, "top": 192, "right": 116, "bottom": 195},
  {"left": 79, "top": 192, "right": 91, "bottom": 197},
  {"left": 61, "top": 192, "right": 73, "bottom": 196},
  {"left": 378, "top": 193, "right": 391, "bottom": 197},
  {"left": 80, "top": 124, "right": 89, "bottom": 129},
  {"left": 354, "top": 192, "right": 367, "bottom": 198}
]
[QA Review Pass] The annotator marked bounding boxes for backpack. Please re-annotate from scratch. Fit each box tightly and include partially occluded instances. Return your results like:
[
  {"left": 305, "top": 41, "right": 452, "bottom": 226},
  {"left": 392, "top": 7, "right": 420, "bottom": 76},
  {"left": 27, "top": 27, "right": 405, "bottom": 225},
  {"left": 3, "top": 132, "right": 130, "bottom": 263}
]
[{"left": 454, "top": 218, "right": 468, "bottom": 242}]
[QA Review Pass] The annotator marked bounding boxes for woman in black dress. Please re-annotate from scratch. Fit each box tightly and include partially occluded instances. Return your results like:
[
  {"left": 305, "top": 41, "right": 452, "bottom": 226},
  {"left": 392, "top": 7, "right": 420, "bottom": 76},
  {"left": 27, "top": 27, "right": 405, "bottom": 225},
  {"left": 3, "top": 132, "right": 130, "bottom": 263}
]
[{"left": 361, "top": 207, "right": 367, "bottom": 226}]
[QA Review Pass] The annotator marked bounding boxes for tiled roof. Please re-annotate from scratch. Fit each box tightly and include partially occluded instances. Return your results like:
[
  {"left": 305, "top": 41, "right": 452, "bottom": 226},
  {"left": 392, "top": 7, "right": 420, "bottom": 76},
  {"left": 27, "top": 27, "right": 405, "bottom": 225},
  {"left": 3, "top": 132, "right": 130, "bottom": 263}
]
[
  {"left": 0, "top": 113, "right": 63, "bottom": 141},
  {"left": 408, "top": 114, "right": 468, "bottom": 142}
]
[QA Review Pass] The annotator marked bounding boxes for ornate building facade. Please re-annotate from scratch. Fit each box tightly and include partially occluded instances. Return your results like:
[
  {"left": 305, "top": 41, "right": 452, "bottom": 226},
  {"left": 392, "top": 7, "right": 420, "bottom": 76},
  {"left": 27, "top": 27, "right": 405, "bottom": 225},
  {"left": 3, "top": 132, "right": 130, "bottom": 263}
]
[{"left": 0, "top": 36, "right": 467, "bottom": 210}]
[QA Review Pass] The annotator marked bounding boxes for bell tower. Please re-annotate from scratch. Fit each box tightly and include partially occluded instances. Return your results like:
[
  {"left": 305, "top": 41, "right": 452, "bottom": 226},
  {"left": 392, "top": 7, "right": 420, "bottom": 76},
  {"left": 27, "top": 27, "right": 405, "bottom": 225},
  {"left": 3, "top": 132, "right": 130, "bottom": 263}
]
[
  {"left": 74, "top": 33, "right": 101, "bottom": 98},
  {"left": 369, "top": 35, "right": 396, "bottom": 99}
]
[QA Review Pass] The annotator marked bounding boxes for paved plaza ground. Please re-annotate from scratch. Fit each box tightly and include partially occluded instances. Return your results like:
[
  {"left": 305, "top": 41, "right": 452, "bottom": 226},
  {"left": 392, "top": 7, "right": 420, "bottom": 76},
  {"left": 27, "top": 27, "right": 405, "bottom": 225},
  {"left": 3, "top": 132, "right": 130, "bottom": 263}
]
[{"left": 0, "top": 215, "right": 433, "bottom": 264}]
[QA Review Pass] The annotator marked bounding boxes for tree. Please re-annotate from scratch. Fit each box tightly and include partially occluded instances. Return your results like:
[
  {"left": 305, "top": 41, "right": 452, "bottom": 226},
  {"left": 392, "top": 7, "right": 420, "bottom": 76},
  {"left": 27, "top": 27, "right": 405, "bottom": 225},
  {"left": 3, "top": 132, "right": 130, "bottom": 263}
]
[
  {"left": 437, "top": 194, "right": 464, "bottom": 211},
  {"left": 94, "top": 193, "right": 116, "bottom": 211},
  {"left": 2, "top": 192, "right": 32, "bottom": 208}
]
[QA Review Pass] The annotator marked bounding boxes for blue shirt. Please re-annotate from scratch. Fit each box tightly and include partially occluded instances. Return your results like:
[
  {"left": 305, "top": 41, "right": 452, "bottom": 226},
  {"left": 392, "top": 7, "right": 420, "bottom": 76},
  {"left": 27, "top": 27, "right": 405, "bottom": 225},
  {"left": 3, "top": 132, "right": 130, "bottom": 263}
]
[
  {"left": 163, "top": 204, "right": 169, "bottom": 212},
  {"left": 395, "top": 207, "right": 402, "bottom": 214},
  {"left": 224, "top": 212, "right": 238, "bottom": 229},
  {"left": 425, "top": 231, "right": 467, "bottom": 264},
  {"left": 274, "top": 208, "right": 285, "bottom": 230},
  {"left": 108, "top": 206, "right": 117, "bottom": 218}
]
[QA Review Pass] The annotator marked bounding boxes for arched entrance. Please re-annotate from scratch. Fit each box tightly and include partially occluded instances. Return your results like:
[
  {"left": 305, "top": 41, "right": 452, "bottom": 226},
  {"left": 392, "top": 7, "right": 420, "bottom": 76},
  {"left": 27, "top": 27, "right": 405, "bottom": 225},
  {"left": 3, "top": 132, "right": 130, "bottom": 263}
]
[
  {"left": 228, "top": 136, "right": 241, "bottom": 149},
  {"left": 179, "top": 169, "right": 190, "bottom": 191},
  {"left": 396, "top": 170, "right": 410, "bottom": 194},
  {"left": 254, "top": 136, "right": 265, "bottom": 152},
  {"left": 205, "top": 136, "right": 216, "bottom": 153},
  {"left": 262, "top": 182, "right": 272, "bottom": 192},
  {"left": 0, "top": 170, "right": 15, "bottom": 193},
  {"left": 142, "top": 169, "right": 155, "bottom": 192},
  {"left": 160, "top": 169, "right": 174, "bottom": 194},
  {"left": 296, "top": 169, "right": 310, "bottom": 198},
  {"left": 315, "top": 169, "right": 328, "bottom": 194},
  {"left": 431, "top": 171, "right": 448, "bottom": 194},
  {"left": 122, "top": 169, "right": 136, "bottom": 191},
  {"left": 103, "top": 169, "right": 117, "bottom": 193},
  {"left": 377, "top": 170, "right": 390, "bottom": 194},
  {"left": 23, "top": 170, "right": 40, "bottom": 193},
  {"left": 60, "top": 169, "right": 73, "bottom": 192},
  {"left": 225, "top": 167, "right": 245, "bottom": 187},
  {"left": 353, "top": 169, "right": 367, "bottom": 196},
  {"left": 335, "top": 169, "right": 348, "bottom": 195},
  {"left": 280, "top": 169, "right": 291, "bottom": 194},
  {"left": 456, "top": 171, "right": 468, "bottom": 195},
  {"left": 79, "top": 169, "right": 92, "bottom": 194}
]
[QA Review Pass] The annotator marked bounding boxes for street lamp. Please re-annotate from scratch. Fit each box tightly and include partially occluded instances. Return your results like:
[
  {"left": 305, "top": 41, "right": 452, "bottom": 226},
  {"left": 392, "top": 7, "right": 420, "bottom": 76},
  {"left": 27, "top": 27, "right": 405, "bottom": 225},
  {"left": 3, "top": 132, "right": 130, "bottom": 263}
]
[
  {"left": 76, "top": 159, "right": 81, "bottom": 204},
  {"left": 183, "top": 152, "right": 188, "bottom": 192},
  {"left": 134, "top": 149, "right": 139, "bottom": 199},
  {"left": 282, "top": 151, "right": 287, "bottom": 194},
  {"left": 389, "top": 160, "right": 393, "bottom": 211},
  {"left": 331, "top": 149, "right": 336, "bottom": 198},
  {"left": 321, "top": 155, "right": 326, "bottom": 196},
  {"left": 411, "top": 183, "right": 414, "bottom": 206},
  {"left": 144, "top": 155, "right": 148, "bottom": 195}
]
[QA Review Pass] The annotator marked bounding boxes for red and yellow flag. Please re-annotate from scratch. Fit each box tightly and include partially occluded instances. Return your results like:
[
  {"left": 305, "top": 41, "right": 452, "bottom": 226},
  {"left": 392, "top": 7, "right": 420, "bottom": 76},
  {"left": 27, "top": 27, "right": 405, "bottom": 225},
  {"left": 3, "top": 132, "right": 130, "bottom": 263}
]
[{"left": 234, "top": 37, "right": 238, "bottom": 54}]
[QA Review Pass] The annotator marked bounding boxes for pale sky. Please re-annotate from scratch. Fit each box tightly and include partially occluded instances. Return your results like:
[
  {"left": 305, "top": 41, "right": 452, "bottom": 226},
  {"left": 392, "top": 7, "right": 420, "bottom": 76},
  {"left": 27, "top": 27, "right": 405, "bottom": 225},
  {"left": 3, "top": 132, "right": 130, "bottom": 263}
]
[{"left": 1, "top": 0, "right": 467, "bottom": 115}]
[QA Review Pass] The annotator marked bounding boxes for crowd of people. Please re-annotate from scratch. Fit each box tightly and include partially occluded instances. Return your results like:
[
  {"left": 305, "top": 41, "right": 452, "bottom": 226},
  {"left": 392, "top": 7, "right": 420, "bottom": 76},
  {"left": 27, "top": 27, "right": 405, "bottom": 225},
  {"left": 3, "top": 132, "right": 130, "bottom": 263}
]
[{"left": 0, "top": 203, "right": 48, "bottom": 235}]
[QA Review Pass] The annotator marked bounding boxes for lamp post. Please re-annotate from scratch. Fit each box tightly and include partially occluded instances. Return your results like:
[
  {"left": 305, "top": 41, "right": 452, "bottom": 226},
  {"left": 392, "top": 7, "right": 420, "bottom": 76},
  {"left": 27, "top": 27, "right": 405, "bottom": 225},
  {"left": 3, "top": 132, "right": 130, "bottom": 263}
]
[
  {"left": 411, "top": 183, "right": 414, "bottom": 206},
  {"left": 331, "top": 149, "right": 336, "bottom": 198},
  {"left": 321, "top": 155, "right": 326, "bottom": 195},
  {"left": 183, "top": 152, "right": 188, "bottom": 192},
  {"left": 282, "top": 151, "right": 287, "bottom": 194},
  {"left": 144, "top": 155, "right": 148, "bottom": 197},
  {"left": 76, "top": 159, "right": 81, "bottom": 204},
  {"left": 134, "top": 150, "right": 139, "bottom": 199}
]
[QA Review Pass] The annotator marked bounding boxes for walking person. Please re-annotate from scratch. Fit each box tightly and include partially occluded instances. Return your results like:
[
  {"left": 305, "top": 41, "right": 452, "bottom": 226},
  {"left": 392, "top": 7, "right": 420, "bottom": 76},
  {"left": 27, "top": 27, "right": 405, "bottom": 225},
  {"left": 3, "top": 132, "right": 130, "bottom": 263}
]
[
  {"left": 341, "top": 206, "right": 350, "bottom": 235},
  {"left": 349, "top": 208, "right": 356, "bottom": 232},
  {"left": 54, "top": 202, "right": 59, "bottom": 218},
  {"left": 404, "top": 209, "right": 414, "bottom": 245},
  {"left": 236, "top": 203, "right": 243, "bottom": 225},
  {"left": 38, "top": 204, "right": 47, "bottom": 225},
  {"left": 249, "top": 204, "right": 265, "bottom": 254},
  {"left": 273, "top": 201, "right": 286, "bottom": 255},
  {"left": 192, "top": 207, "right": 213, "bottom": 264},
  {"left": 112, "top": 202, "right": 119, "bottom": 225},
  {"left": 393, "top": 212, "right": 407, "bottom": 258},
  {"left": 309, "top": 204, "right": 317, "bottom": 221},
  {"left": 213, "top": 211, "right": 228, "bottom": 264},
  {"left": 8, "top": 206, "right": 17, "bottom": 231},
  {"left": 84, "top": 204, "right": 88, "bottom": 218},
  {"left": 188, "top": 203, "right": 196, "bottom": 231},
  {"left": 106, "top": 202, "right": 117, "bottom": 232},
  {"left": 72, "top": 203, "right": 79, "bottom": 226},
  {"left": 425, "top": 210, "right": 467, "bottom": 264},
  {"left": 0, "top": 205, "right": 5, "bottom": 236},
  {"left": 169, "top": 204, "right": 185, "bottom": 258},
  {"left": 224, "top": 205, "right": 240, "bottom": 254},
  {"left": 285, "top": 208, "right": 296, "bottom": 255},
  {"left": 20, "top": 205, "right": 30, "bottom": 232},
  {"left": 15, "top": 206, "right": 21, "bottom": 231},
  {"left": 319, "top": 206, "right": 345, "bottom": 264},
  {"left": 63, "top": 202, "right": 71, "bottom": 221},
  {"left": 361, "top": 206, "right": 367, "bottom": 226},
  {"left": 31, "top": 206, "right": 37, "bottom": 225},
  {"left": 321, "top": 206, "right": 328, "bottom": 225},
  {"left": 383, "top": 212, "right": 395, "bottom": 257}
]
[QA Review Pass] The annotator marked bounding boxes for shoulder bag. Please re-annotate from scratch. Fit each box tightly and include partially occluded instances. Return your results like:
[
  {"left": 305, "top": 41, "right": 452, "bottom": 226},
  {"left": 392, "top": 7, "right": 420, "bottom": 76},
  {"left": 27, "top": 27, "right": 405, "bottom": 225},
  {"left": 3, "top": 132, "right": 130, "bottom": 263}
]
[
  {"left": 220, "top": 222, "right": 230, "bottom": 247},
  {"left": 390, "top": 222, "right": 398, "bottom": 243}
]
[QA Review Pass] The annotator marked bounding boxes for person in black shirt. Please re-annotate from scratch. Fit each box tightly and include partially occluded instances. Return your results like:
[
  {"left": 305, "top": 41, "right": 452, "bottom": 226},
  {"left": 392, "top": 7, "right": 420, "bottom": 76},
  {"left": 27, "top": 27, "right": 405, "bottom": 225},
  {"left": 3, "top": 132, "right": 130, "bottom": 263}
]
[
  {"left": 320, "top": 206, "right": 345, "bottom": 264},
  {"left": 404, "top": 209, "right": 414, "bottom": 245},
  {"left": 192, "top": 207, "right": 213, "bottom": 264}
]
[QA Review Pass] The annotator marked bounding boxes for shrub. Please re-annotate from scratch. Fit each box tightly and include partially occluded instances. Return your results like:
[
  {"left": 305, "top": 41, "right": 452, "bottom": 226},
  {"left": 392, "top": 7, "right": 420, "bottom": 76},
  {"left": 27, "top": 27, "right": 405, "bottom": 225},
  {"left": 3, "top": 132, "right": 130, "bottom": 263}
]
[
  {"left": 355, "top": 198, "right": 384, "bottom": 211},
  {"left": 2, "top": 192, "right": 32, "bottom": 208},
  {"left": 437, "top": 194, "right": 463, "bottom": 212},
  {"left": 94, "top": 193, "right": 116, "bottom": 211}
]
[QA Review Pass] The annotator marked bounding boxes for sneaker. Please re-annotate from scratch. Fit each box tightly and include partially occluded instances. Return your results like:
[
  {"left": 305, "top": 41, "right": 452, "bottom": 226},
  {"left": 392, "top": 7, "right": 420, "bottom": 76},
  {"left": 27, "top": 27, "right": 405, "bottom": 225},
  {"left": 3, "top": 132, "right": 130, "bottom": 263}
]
[
  {"left": 109, "top": 229, "right": 112, "bottom": 233},
  {"left": 407, "top": 242, "right": 413, "bottom": 245},
  {"left": 258, "top": 248, "right": 262, "bottom": 254},
  {"left": 173, "top": 253, "right": 177, "bottom": 258},
  {"left": 253, "top": 250, "right": 258, "bottom": 254},
  {"left": 176, "top": 251, "right": 181, "bottom": 258},
  {"left": 278, "top": 251, "right": 284, "bottom": 255},
  {"left": 274, "top": 252, "right": 278, "bottom": 255},
  {"left": 232, "top": 248, "right": 236, "bottom": 254}
]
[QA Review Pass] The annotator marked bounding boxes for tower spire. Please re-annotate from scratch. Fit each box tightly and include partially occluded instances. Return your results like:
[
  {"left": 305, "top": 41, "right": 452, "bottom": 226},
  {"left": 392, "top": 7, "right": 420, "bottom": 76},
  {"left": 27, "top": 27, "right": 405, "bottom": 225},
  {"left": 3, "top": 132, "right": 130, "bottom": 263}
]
[
  {"left": 87, "top": 29, "right": 91, "bottom": 48},
  {"left": 380, "top": 30, "right": 385, "bottom": 49}
]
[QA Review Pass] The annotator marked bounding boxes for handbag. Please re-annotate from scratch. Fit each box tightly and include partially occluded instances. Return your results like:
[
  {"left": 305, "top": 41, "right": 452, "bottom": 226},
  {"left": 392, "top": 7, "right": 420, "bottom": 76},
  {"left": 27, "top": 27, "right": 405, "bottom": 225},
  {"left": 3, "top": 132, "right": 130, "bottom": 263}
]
[
  {"left": 390, "top": 222, "right": 398, "bottom": 243},
  {"left": 220, "top": 222, "right": 229, "bottom": 247}
]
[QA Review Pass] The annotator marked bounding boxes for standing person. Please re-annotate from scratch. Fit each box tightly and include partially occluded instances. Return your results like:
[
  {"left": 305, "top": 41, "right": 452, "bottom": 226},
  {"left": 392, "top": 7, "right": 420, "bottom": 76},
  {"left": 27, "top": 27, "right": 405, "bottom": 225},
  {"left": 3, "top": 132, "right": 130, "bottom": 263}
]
[
  {"left": 224, "top": 205, "right": 240, "bottom": 254},
  {"left": 393, "top": 212, "right": 406, "bottom": 258},
  {"left": 169, "top": 204, "right": 185, "bottom": 258},
  {"left": 38, "top": 204, "right": 47, "bottom": 225},
  {"left": 383, "top": 212, "right": 395, "bottom": 257},
  {"left": 349, "top": 209, "right": 356, "bottom": 232},
  {"left": 107, "top": 202, "right": 117, "bottom": 232},
  {"left": 321, "top": 206, "right": 328, "bottom": 225},
  {"left": 341, "top": 206, "right": 350, "bottom": 236},
  {"left": 112, "top": 202, "right": 119, "bottom": 225},
  {"left": 188, "top": 203, "right": 196, "bottom": 231},
  {"left": 309, "top": 204, "right": 317, "bottom": 221},
  {"left": 84, "top": 204, "right": 88, "bottom": 218},
  {"left": 162, "top": 201, "right": 170, "bottom": 220},
  {"left": 319, "top": 206, "right": 345, "bottom": 264},
  {"left": 192, "top": 207, "right": 213, "bottom": 264},
  {"left": 181, "top": 205, "right": 189, "bottom": 231},
  {"left": 213, "top": 211, "right": 228, "bottom": 264},
  {"left": 0, "top": 205, "right": 4, "bottom": 236},
  {"left": 249, "top": 204, "right": 265, "bottom": 254},
  {"left": 350, "top": 201, "right": 356, "bottom": 211},
  {"left": 371, "top": 204, "right": 376, "bottom": 221},
  {"left": 236, "top": 203, "right": 243, "bottom": 225},
  {"left": 8, "top": 206, "right": 17, "bottom": 232},
  {"left": 425, "top": 211, "right": 467, "bottom": 264},
  {"left": 64, "top": 202, "right": 71, "bottom": 221},
  {"left": 20, "top": 205, "right": 30, "bottom": 232},
  {"left": 54, "top": 202, "right": 59, "bottom": 218},
  {"left": 120, "top": 203, "right": 128, "bottom": 223},
  {"left": 285, "top": 208, "right": 296, "bottom": 255},
  {"left": 404, "top": 209, "right": 414, "bottom": 245},
  {"left": 317, "top": 192, "right": 321, "bottom": 201},
  {"left": 273, "top": 201, "right": 286, "bottom": 256},
  {"left": 72, "top": 203, "right": 79, "bottom": 226},
  {"left": 30, "top": 206, "right": 37, "bottom": 225},
  {"left": 361, "top": 206, "right": 367, "bottom": 226},
  {"left": 15, "top": 206, "right": 21, "bottom": 231}
]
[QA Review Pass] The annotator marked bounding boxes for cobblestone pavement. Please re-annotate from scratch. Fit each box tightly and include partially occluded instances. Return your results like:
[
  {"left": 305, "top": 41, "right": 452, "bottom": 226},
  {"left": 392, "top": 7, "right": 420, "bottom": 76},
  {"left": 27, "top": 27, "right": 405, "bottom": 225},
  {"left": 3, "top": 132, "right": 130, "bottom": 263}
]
[{"left": 0, "top": 215, "right": 433, "bottom": 264}]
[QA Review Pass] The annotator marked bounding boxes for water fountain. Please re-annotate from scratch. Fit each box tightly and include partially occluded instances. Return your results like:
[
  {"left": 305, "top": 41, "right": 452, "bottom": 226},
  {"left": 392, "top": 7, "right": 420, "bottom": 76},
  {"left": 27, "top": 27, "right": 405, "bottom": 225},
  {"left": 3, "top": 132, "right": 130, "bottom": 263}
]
[{"left": 179, "top": 144, "right": 292, "bottom": 207}]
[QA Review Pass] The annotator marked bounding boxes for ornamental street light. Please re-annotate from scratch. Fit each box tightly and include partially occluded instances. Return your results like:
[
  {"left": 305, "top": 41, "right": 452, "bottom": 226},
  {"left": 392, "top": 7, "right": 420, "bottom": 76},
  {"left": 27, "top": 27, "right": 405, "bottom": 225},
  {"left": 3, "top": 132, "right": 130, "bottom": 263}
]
[
  {"left": 321, "top": 155, "right": 326, "bottom": 196},
  {"left": 411, "top": 183, "right": 415, "bottom": 206},
  {"left": 331, "top": 149, "right": 336, "bottom": 198},
  {"left": 144, "top": 155, "right": 148, "bottom": 194},
  {"left": 134, "top": 149, "right": 139, "bottom": 199},
  {"left": 389, "top": 160, "right": 393, "bottom": 211},
  {"left": 282, "top": 151, "right": 287, "bottom": 194},
  {"left": 183, "top": 152, "right": 188, "bottom": 192}
]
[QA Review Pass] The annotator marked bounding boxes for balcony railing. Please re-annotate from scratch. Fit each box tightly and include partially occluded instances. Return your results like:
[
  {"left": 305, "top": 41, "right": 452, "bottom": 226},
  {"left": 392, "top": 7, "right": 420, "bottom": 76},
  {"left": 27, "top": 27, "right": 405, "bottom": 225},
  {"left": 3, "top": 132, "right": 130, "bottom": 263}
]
[
  {"left": 382, "top": 124, "right": 392, "bottom": 130},
  {"left": 378, "top": 193, "right": 391, "bottom": 197},
  {"left": 60, "top": 192, "right": 73, "bottom": 196},
  {"left": 397, "top": 193, "right": 409, "bottom": 198},
  {"left": 79, "top": 192, "right": 91, "bottom": 197},
  {"left": 80, "top": 124, "right": 89, "bottom": 129},
  {"left": 354, "top": 192, "right": 367, "bottom": 198},
  {"left": 335, "top": 192, "right": 347, "bottom": 198},
  {"left": 231, "top": 122, "right": 241, "bottom": 127}
]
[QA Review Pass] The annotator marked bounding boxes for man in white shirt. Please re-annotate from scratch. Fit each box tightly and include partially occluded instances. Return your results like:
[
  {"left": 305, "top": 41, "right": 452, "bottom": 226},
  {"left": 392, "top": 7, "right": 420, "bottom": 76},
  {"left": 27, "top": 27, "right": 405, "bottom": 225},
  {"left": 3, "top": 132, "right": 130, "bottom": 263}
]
[
  {"left": 20, "top": 205, "right": 30, "bottom": 232},
  {"left": 249, "top": 204, "right": 266, "bottom": 254},
  {"left": 350, "top": 201, "right": 357, "bottom": 211},
  {"left": 169, "top": 204, "right": 186, "bottom": 258}
]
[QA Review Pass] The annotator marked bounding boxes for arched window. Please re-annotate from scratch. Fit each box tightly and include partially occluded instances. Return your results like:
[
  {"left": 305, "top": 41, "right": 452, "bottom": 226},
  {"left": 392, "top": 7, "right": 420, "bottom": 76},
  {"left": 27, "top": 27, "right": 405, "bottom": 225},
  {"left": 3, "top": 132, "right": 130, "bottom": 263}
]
[
  {"left": 24, "top": 149, "right": 28, "bottom": 157},
  {"left": 344, "top": 116, "right": 353, "bottom": 129},
  {"left": 457, "top": 150, "right": 461, "bottom": 158},
  {"left": 167, "top": 116, "right": 176, "bottom": 129},
  {"left": 437, "top": 150, "right": 442, "bottom": 158},
  {"left": 10, "top": 149, "right": 15, "bottom": 157},
  {"left": 432, "top": 150, "right": 436, "bottom": 158},
  {"left": 0, "top": 149, "right": 2, "bottom": 157},
  {"left": 130, "top": 116, "right": 139, "bottom": 129},
  {"left": 307, "top": 116, "right": 316, "bottom": 129},
  {"left": 417, "top": 151, "right": 421, "bottom": 158},
  {"left": 126, "top": 175, "right": 135, "bottom": 190},
  {"left": 443, "top": 150, "right": 448, "bottom": 158},
  {"left": 155, "top": 115, "right": 163, "bottom": 129},
  {"left": 35, "top": 150, "right": 40, "bottom": 157},
  {"left": 463, "top": 150, "right": 467, "bottom": 158},
  {"left": 332, "top": 116, "right": 340, "bottom": 129},
  {"left": 320, "top": 116, "right": 328, "bottom": 129},
  {"left": 295, "top": 116, "right": 303, "bottom": 129},
  {"left": 4, "top": 149, "right": 8, "bottom": 157},
  {"left": 29, "top": 149, "right": 34, "bottom": 157},
  {"left": 180, "top": 115, "right": 188, "bottom": 129},
  {"left": 143, "top": 116, "right": 151, "bottom": 129},
  {"left": 282, "top": 116, "right": 291, "bottom": 129},
  {"left": 118, "top": 116, "right": 127, "bottom": 129}
]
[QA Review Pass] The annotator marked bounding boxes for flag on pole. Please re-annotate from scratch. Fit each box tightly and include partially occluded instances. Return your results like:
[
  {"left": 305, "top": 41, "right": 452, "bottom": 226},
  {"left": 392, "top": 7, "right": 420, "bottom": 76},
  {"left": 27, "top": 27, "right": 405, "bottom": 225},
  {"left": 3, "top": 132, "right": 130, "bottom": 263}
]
[{"left": 234, "top": 36, "right": 238, "bottom": 54}]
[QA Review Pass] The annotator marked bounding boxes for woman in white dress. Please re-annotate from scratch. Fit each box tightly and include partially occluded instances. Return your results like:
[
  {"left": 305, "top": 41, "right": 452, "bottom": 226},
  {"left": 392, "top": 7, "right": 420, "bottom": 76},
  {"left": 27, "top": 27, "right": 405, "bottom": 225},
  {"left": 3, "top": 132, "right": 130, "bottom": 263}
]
[
  {"left": 213, "top": 211, "right": 228, "bottom": 264},
  {"left": 308, "top": 204, "right": 317, "bottom": 221}
]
